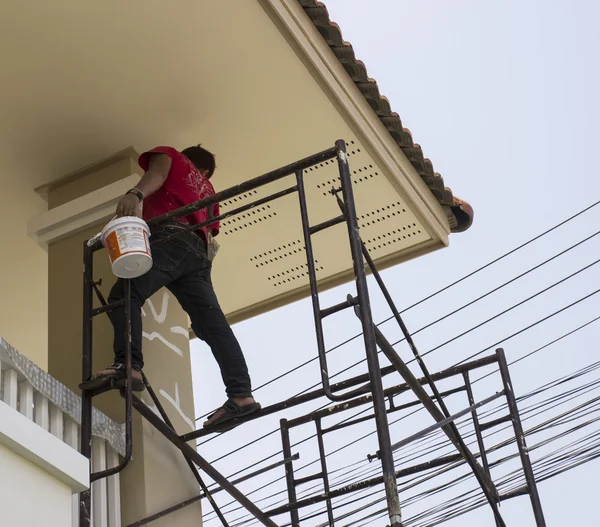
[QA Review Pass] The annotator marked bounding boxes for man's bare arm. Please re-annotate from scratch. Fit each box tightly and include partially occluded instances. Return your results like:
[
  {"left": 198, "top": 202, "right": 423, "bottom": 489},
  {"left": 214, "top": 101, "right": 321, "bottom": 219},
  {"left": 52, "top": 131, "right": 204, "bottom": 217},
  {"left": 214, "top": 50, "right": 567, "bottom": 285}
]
[
  {"left": 135, "top": 153, "right": 171, "bottom": 198},
  {"left": 116, "top": 153, "right": 172, "bottom": 217}
]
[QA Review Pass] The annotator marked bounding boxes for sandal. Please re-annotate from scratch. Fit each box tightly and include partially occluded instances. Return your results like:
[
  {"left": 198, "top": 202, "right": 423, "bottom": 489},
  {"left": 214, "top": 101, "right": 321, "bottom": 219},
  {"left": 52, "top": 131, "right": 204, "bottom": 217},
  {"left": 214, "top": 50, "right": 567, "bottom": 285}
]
[
  {"left": 203, "top": 399, "right": 261, "bottom": 432},
  {"left": 79, "top": 363, "right": 146, "bottom": 392}
]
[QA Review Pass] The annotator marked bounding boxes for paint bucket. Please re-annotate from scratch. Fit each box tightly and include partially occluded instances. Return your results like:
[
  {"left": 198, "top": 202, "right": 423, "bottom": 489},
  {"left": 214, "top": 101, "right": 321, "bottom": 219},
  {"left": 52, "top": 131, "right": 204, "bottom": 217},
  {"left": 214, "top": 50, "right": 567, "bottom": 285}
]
[{"left": 101, "top": 216, "right": 153, "bottom": 278}]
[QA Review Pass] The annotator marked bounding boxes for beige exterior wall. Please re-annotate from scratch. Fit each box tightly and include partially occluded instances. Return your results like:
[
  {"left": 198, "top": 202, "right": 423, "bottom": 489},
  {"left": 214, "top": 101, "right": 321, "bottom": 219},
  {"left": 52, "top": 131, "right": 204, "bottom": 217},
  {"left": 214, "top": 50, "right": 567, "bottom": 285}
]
[
  {"left": 0, "top": 176, "right": 49, "bottom": 369},
  {"left": 47, "top": 163, "right": 202, "bottom": 524},
  {"left": 6, "top": 0, "right": 452, "bottom": 375}
]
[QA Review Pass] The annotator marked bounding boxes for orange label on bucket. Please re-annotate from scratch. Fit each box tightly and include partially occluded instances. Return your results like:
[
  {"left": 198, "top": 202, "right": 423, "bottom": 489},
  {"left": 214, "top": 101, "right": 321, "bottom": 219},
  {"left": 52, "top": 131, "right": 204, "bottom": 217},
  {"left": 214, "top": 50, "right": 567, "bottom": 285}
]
[
  {"left": 104, "top": 231, "right": 121, "bottom": 263},
  {"left": 104, "top": 226, "right": 149, "bottom": 264}
]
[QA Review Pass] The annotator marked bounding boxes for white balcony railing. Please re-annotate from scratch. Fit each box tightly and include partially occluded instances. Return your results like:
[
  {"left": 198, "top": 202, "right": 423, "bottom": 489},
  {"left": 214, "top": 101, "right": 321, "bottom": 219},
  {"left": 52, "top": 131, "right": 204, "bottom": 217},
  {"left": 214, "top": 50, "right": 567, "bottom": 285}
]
[{"left": 0, "top": 336, "right": 123, "bottom": 527}]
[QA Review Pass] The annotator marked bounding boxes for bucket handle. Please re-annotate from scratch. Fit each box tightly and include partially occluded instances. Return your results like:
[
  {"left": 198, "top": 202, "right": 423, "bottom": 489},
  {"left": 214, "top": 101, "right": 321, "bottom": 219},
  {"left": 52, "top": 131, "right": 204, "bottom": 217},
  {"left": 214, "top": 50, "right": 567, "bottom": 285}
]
[{"left": 87, "top": 215, "right": 118, "bottom": 247}]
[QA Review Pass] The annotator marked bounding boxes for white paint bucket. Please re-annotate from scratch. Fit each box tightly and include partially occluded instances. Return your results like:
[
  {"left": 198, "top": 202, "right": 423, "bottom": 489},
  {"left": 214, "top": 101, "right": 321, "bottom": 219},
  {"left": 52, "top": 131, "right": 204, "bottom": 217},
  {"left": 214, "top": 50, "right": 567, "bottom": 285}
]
[{"left": 101, "top": 216, "right": 153, "bottom": 278}]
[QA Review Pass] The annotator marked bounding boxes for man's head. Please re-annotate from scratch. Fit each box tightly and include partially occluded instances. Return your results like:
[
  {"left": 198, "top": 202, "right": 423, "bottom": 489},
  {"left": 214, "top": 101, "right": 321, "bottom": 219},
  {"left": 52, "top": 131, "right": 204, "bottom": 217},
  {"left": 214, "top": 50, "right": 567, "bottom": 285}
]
[{"left": 182, "top": 144, "right": 216, "bottom": 179}]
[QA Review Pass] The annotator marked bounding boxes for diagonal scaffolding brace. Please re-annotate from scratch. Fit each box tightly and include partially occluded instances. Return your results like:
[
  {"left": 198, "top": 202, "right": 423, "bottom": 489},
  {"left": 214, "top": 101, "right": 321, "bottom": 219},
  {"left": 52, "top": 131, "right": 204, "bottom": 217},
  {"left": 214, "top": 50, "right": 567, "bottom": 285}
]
[
  {"left": 271, "top": 349, "right": 547, "bottom": 526},
  {"left": 354, "top": 305, "right": 506, "bottom": 525}
]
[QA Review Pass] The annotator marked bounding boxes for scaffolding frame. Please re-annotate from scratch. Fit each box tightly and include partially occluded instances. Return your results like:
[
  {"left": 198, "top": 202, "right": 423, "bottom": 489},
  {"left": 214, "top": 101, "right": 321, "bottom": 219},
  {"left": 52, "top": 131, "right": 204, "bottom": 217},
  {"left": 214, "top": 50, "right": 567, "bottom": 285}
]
[
  {"left": 79, "top": 139, "right": 546, "bottom": 527},
  {"left": 271, "top": 348, "right": 545, "bottom": 526}
]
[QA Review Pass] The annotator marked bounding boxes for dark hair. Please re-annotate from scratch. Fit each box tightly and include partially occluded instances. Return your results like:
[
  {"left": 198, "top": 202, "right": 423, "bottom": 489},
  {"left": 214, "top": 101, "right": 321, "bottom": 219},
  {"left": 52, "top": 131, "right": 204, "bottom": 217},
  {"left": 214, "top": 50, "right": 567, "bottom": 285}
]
[{"left": 181, "top": 145, "right": 216, "bottom": 179}]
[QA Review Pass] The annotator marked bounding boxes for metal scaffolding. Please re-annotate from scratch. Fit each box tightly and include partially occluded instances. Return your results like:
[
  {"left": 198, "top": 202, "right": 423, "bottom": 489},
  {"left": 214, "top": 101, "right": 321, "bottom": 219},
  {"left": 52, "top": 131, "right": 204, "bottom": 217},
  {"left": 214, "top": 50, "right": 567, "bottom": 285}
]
[{"left": 79, "top": 140, "right": 547, "bottom": 527}]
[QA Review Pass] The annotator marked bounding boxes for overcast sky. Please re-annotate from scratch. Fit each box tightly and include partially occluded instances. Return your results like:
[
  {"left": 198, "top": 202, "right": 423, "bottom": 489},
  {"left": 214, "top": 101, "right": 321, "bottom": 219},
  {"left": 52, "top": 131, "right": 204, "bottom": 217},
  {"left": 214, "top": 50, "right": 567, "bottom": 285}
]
[{"left": 191, "top": 1, "right": 600, "bottom": 525}]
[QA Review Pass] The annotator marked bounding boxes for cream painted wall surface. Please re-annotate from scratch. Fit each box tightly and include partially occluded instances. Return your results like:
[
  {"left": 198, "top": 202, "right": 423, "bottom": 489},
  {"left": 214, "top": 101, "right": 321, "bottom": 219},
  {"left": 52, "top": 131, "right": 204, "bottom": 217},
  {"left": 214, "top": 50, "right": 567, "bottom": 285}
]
[
  {"left": 4, "top": 0, "right": 452, "bottom": 377},
  {"left": 0, "top": 443, "right": 72, "bottom": 527},
  {"left": 49, "top": 223, "right": 202, "bottom": 525},
  {"left": 0, "top": 177, "right": 49, "bottom": 369}
]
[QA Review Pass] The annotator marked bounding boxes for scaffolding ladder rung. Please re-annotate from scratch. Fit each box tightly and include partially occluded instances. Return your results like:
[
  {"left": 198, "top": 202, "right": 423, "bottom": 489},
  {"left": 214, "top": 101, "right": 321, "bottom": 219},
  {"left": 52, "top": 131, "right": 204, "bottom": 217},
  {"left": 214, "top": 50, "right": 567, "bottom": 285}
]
[
  {"left": 308, "top": 214, "right": 346, "bottom": 235},
  {"left": 92, "top": 299, "right": 125, "bottom": 317},
  {"left": 499, "top": 485, "right": 530, "bottom": 501},
  {"left": 294, "top": 472, "right": 324, "bottom": 486},
  {"left": 479, "top": 414, "right": 512, "bottom": 432},
  {"left": 320, "top": 296, "right": 360, "bottom": 319}
]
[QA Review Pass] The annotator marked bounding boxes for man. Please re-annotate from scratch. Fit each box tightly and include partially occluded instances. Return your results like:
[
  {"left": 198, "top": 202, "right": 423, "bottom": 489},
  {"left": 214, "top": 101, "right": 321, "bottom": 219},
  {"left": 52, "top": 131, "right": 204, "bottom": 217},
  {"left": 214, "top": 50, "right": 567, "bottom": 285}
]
[{"left": 81, "top": 145, "right": 260, "bottom": 431}]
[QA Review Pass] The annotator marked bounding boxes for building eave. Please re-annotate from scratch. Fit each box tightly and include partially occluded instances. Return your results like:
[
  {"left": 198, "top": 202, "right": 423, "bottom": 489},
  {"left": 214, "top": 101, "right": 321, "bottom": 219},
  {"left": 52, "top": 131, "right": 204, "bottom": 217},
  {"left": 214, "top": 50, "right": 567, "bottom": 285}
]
[{"left": 296, "top": 0, "right": 473, "bottom": 233}]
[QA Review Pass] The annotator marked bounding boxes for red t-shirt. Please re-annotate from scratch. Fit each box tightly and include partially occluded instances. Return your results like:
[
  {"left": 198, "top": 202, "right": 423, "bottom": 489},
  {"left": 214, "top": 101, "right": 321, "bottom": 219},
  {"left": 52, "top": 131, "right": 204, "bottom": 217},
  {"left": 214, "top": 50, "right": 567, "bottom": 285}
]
[{"left": 138, "top": 146, "right": 220, "bottom": 239}]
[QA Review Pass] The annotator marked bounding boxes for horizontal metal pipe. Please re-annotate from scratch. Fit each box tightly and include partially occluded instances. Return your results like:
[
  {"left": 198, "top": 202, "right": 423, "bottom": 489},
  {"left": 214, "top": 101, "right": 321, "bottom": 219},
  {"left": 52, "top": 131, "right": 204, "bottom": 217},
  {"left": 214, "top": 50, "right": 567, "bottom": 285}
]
[
  {"left": 479, "top": 414, "right": 512, "bottom": 432},
  {"left": 266, "top": 452, "right": 466, "bottom": 516},
  {"left": 294, "top": 473, "right": 324, "bottom": 486},
  {"left": 150, "top": 185, "right": 299, "bottom": 247},
  {"left": 90, "top": 145, "right": 336, "bottom": 252},
  {"left": 321, "top": 386, "right": 466, "bottom": 434},
  {"left": 383, "top": 391, "right": 505, "bottom": 457},
  {"left": 92, "top": 299, "right": 124, "bottom": 317},
  {"left": 286, "top": 357, "right": 498, "bottom": 430},
  {"left": 499, "top": 486, "right": 530, "bottom": 501},
  {"left": 319, "top": 296, "right": 359, "bottom": 319},
  {"left": 181, "top": 354, "right": 499, "bottom": 442},
  {"left": 308, "top": 214, "right": 346, "bottom": 235}
]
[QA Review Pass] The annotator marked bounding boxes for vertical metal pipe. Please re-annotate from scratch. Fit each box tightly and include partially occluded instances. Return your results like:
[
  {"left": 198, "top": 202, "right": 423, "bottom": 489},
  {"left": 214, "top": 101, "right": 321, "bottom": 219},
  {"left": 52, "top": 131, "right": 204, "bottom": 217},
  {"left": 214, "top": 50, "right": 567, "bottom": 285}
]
[
  {"left": 280, "top": 419, "right": 300, "bottom": 527},
  {"left": 315, "top": 419, "right": 335, "bottom": 526},
  {"left": 80, "top": 243, "right": 94, "bottom": 527},
  {"left": 496, "top": 348, "right": 547, "bottom": 527},
  {"left": 355, "top": 238, "right": 504, "bottom": 522},
  {"left": 463, "top": 372, "right": 494, "bottom": 478},
  {"left": 335, "top": 139, "right": 403, "bottom": 527},
  {"left": 463, "top": 371, "right": 501, "bottom": 527},
  {"left": 123, "top": 279, "right": 134, "bottom": 465},
  {"left": 295, "top": 169, "right": 334, "bottom": 400}
]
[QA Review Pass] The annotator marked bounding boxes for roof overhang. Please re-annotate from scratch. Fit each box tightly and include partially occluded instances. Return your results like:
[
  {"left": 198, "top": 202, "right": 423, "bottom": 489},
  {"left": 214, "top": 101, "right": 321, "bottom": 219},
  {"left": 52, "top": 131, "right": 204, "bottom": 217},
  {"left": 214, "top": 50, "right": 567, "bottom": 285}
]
[{"left": 13, "top": 0, "right": 466, "bottom": 323}]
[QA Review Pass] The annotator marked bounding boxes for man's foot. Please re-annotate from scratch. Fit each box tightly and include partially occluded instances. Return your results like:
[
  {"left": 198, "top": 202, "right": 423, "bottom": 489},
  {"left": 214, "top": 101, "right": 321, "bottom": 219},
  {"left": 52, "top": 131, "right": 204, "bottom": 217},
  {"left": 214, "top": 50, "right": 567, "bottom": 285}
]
[
  {"left": 79, "top": 363, "right": 146, "bottom": 392},
  {"left": 203, "top": 397, "right": 261, "bottom": 431}
]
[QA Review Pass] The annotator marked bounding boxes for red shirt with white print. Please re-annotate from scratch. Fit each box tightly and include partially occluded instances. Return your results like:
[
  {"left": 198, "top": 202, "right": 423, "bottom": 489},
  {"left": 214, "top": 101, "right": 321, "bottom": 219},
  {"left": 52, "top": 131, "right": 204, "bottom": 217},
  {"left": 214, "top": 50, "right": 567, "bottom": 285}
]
[{"left": 138, "top": 146, "right": 220, "bottom": 240}]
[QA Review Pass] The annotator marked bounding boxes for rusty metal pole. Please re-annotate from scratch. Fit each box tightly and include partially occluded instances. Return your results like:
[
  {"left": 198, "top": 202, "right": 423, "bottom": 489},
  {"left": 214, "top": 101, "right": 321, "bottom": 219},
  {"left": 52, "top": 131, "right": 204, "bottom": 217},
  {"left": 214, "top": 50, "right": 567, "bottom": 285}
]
[
  {"left": 315, "top": 418, "right": 335, "bottom": 525},
  {"left": 463, "top": 371, "right": 501, "bottom": 527},
  {"left": 335, "top": 139, "right": 403, "bottom": 527},
  {"left": 280, "top": 419, "right": 300, "bottom": 527},
  {"left": 496, "top": 348, "right": 547, "bottom": 527},
  {"left": 79, "top": 243, "right": 94, "bottom": 527}
]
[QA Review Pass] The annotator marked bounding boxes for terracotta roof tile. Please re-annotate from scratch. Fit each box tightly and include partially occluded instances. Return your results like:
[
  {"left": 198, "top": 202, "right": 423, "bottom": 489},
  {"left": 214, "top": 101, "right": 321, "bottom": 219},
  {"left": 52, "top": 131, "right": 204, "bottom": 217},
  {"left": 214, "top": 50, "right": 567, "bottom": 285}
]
[{"left": 297, "top": 0, "right": 473, "bottom": 233}]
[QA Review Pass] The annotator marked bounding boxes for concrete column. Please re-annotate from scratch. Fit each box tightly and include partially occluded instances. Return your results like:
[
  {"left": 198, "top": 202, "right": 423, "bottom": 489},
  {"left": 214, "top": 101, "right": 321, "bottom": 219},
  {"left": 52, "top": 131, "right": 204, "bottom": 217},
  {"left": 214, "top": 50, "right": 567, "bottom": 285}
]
[{"left": 45, "top": 151, "right": 203, "bottom": 526}]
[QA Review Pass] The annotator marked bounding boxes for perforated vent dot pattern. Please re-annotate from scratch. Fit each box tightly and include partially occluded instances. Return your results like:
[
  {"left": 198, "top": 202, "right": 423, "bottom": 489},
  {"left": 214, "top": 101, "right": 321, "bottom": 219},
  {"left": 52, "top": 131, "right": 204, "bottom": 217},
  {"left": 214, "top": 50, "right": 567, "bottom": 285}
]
[
  {"left": 364, "top": 223, "right": 423, "bottom": 253},
  {"left": 268, "top": 262, "right": 324, "bottom": 288},
  {"left": 209, "top": 135, "right": 433, "bottom": 314},
  {"left": 251, "top": 240, "right": 305, "bottom": 268}
]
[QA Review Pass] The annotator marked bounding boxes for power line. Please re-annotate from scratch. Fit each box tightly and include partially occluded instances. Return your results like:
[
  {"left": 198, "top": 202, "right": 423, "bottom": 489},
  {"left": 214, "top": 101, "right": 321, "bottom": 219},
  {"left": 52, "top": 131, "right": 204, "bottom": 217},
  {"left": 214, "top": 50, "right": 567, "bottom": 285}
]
[
  {"left": 268, "top": 232, "right": 600, "bottom": 408},
  {"left": 196, "top": 205, "right": 600, "bottom": 524},
  {"left": 194, "top": 200, "right": 600, "bottom": 421},
  {"left": 208, "top": 344, "right": 600, "bottom": 526},
  {"left": 202, "top": 298, "right": 600, "bottom": 523},
  {"left": 243, "top": 363, "right": 600, "bottom": 526}
]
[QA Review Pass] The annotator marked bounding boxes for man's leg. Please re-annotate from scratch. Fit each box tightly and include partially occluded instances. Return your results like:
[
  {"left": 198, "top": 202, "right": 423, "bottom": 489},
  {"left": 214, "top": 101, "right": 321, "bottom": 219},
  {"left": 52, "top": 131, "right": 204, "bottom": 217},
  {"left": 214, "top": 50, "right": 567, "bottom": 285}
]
[
  {"left": 108, "top": 270, "right": 171, "bottom": 368},
  {"left": 85, "top": 266, "right": 174, "bottom": 390},
  {"left": 167, "top": 260, "right": 259, "bottom": 427}
]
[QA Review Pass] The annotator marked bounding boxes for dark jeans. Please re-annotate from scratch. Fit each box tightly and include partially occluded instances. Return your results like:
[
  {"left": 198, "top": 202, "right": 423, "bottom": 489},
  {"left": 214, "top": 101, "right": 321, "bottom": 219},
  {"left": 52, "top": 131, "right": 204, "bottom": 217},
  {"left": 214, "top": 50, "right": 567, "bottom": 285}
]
[{"left": 108, "top": 223, "right": 252, "bottom": 398}]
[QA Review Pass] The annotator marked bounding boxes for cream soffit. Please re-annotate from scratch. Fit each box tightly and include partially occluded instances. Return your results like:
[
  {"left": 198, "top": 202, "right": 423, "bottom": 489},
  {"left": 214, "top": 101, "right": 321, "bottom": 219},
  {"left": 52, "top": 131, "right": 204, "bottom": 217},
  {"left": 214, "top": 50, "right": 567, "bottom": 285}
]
[
  {"left": 259, "top": 0, "right": 451, "bottom": 242},
  {"left": 24, "top": 0, "right": 452, "bottom": 327}
]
